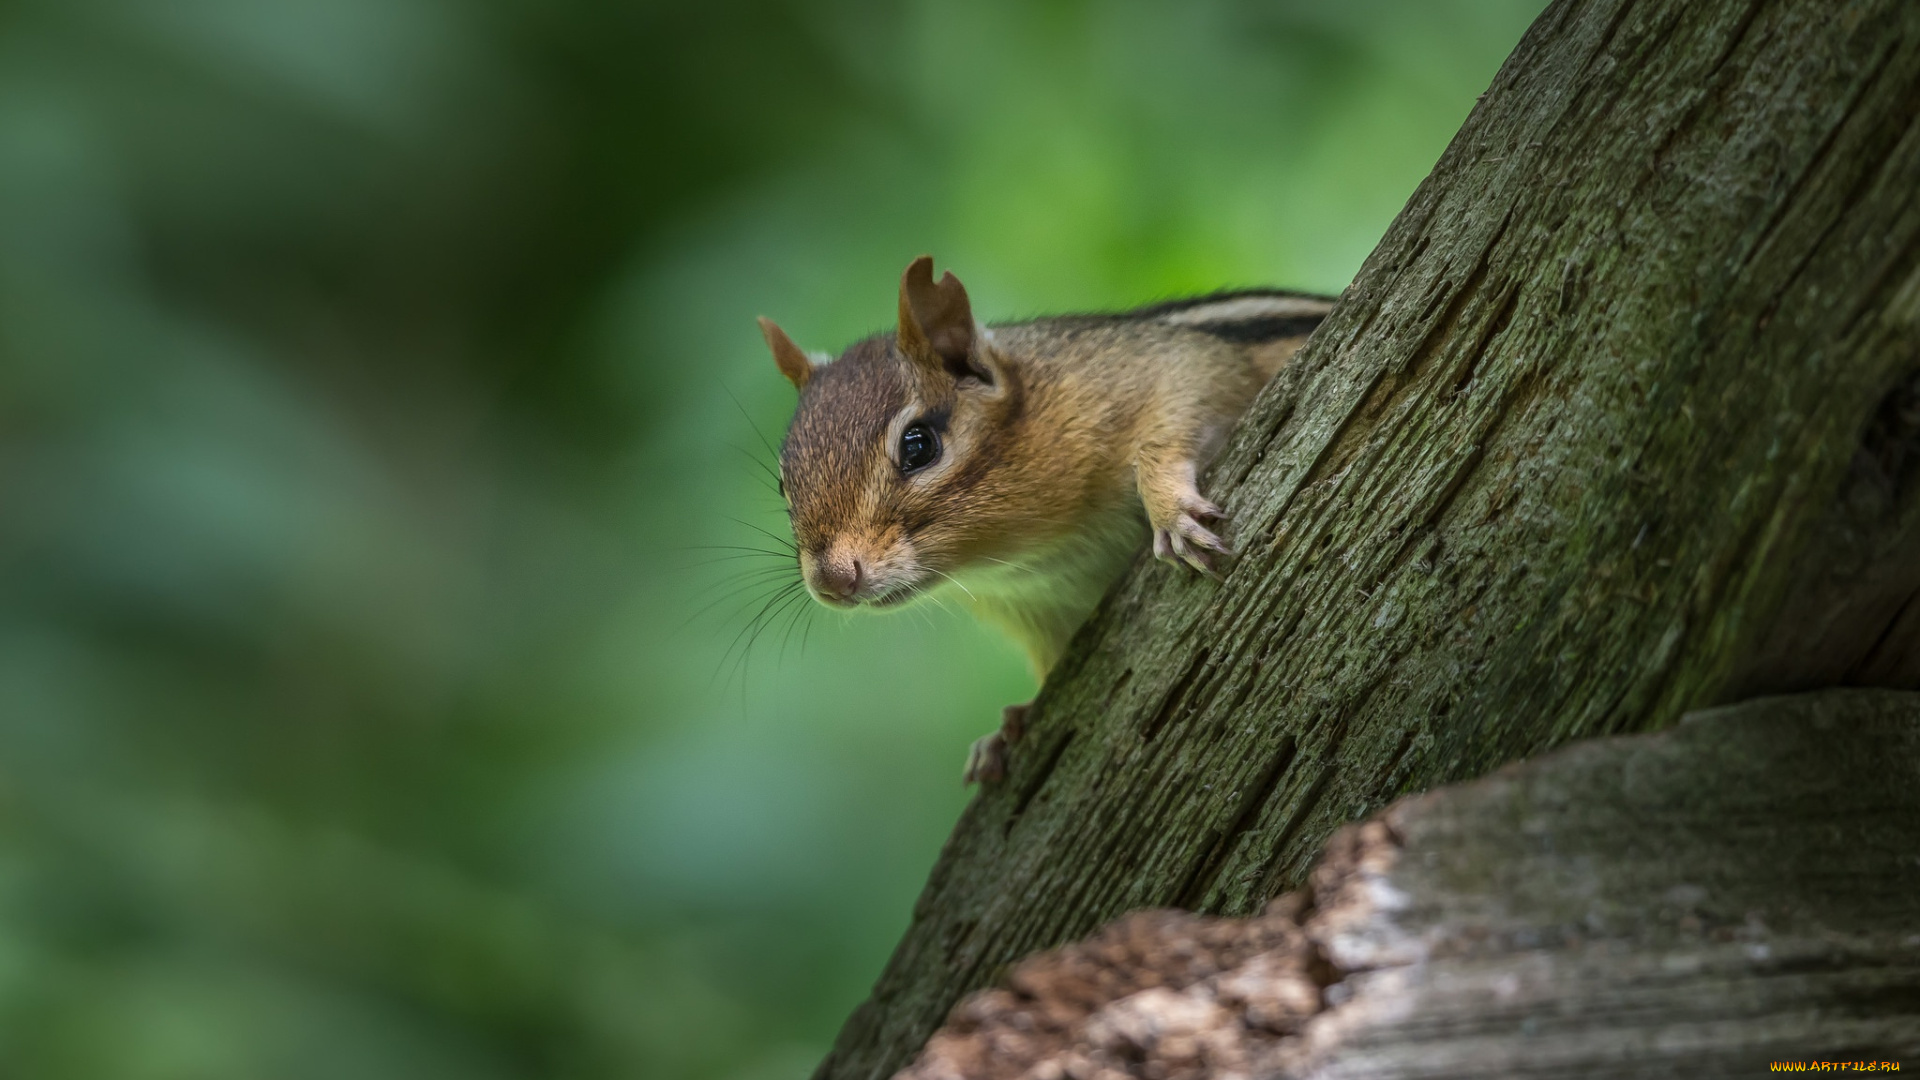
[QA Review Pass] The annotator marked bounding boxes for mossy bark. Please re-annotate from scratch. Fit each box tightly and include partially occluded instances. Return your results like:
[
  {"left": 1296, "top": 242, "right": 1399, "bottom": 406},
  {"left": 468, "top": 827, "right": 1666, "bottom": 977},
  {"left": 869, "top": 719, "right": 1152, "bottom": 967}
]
[{"left": 818, "top": 0, "right": 1920, "bottom": 1075}]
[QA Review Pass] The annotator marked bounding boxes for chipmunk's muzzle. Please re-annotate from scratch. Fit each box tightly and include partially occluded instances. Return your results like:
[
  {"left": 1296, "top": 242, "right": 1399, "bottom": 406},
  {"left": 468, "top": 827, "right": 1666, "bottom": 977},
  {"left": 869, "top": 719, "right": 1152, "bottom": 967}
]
[
  {"left": 808, "top": 555, "right": 863, "bottom": 607},
  {"left": 799, "top": 539, "right": 925, "bottom": 609}
]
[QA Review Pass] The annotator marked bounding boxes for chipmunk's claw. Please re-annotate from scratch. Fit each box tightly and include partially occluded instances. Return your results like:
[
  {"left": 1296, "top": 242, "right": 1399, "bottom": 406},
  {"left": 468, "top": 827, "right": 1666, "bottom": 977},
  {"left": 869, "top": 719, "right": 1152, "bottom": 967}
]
[
  {"left": 1153, "top": 501, "right": 1231, "bottom": 579},
  {"left": 964, "top": 732, "right": 1007, "bottom": 785},
  {"left": 1141, "top": 457, "right": 1231, "bottom": 579},
  {"left": 963, "top": 701, "right": 1031, "bottom": 786}
]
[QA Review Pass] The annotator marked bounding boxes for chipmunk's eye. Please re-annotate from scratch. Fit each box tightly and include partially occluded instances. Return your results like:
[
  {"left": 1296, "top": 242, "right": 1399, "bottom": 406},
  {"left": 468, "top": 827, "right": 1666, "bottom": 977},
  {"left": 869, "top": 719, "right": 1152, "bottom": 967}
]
[{"left": 898, "top": 422, "right": 940, "bottom": 473}]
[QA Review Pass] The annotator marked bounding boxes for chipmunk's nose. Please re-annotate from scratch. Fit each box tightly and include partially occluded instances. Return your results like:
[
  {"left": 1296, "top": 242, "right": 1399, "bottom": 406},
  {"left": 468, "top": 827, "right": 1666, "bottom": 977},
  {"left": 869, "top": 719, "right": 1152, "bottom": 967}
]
[{"left": 815, "top": 557, "right": 863, "bottom": 603}]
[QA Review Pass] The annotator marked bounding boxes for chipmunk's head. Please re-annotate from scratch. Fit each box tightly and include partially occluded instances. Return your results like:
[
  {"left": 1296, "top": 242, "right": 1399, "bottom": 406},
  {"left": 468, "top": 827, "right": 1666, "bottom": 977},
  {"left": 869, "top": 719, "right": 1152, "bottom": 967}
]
[{"left": 760, "top": 256, "right": 1024, "bottom": 610}]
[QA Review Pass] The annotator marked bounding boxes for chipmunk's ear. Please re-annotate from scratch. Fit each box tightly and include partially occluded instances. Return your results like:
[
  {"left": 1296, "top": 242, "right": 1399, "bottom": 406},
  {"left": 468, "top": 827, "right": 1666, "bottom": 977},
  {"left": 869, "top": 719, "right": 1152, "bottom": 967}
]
[
  {"left": 897, "top": 255, "right": 987, "bottom": 383},
  {"left": 758, "top": 317, "right": 814, "bottom": 391}
]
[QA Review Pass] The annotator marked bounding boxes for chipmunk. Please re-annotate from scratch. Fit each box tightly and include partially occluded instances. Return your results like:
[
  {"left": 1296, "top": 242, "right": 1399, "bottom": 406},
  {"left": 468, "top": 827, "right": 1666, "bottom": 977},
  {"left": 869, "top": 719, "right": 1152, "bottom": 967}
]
[{"left": 759, "top": 257, "right": 1332, "bottom": 783}]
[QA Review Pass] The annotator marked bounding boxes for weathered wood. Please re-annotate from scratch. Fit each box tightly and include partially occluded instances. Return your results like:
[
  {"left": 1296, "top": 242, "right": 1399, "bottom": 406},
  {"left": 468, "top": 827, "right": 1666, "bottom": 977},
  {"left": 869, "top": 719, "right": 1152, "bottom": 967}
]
[
  {"left": 896, "top": 690, "right": 1920, "bottom": 1078},
  {"left": 819, "top": 0, "right": 1920, "bottom": 1075},
  {"left": 1294, "top": 689, "right": 1920, "bottom": 1077}
]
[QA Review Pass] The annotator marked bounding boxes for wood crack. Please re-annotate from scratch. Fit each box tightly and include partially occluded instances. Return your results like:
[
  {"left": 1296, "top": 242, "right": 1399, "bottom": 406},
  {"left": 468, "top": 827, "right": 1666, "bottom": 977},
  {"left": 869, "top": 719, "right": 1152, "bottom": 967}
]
[{"left": 1175, "top": 738, "right": 1297, "bottom": 911}]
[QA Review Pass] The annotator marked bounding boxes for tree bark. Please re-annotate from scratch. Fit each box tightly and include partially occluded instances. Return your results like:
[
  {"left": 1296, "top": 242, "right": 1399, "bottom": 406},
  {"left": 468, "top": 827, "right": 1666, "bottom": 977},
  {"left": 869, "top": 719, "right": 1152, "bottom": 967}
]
[
  {"left": 819, "top": 0, "right": 1920, "bottom": 1075},
  {"left": 894, "top": 690, "right": 1920, "bottom": 1078}
]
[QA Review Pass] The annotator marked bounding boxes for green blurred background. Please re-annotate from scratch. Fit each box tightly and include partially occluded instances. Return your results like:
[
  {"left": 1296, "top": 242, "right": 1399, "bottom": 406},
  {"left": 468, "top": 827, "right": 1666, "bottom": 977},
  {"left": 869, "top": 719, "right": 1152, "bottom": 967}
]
[{"left": 0, "top": 1, "right": 1545, "bottom": 1076}]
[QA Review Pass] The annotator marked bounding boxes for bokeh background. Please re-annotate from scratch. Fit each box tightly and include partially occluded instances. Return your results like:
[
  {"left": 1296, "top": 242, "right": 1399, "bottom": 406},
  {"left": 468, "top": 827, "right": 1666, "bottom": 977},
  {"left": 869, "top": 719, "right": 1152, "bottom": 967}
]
[{"left": 0, "top": 1, "right": 1547, "bottom": 1076}]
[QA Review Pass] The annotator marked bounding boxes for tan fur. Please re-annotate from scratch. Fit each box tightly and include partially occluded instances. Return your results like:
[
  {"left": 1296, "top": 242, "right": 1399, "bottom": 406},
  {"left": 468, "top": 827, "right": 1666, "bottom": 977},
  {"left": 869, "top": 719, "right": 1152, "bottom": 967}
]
[{"left": 766, "top": 258, "right": 1333, "bottom": 780}]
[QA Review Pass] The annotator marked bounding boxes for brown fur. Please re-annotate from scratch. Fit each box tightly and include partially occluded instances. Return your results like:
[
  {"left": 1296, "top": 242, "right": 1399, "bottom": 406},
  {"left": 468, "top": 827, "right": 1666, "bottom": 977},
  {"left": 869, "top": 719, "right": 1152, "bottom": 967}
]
[{"left": 760, "top": 258, "right": 1333, "bottom": 779}]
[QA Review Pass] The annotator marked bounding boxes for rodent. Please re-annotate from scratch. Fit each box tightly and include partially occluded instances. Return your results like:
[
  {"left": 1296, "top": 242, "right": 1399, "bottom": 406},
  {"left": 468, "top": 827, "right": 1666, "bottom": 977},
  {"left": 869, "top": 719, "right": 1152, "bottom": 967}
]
[{"left": 759, "top": 256, "right": 1332, "bottom": 783}]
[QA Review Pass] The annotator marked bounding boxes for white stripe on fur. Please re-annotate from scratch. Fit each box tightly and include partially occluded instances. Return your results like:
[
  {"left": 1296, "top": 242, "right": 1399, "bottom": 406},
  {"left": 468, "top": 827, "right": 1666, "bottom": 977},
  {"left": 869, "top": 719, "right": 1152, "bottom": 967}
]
[{"left": 1160, "top": 295, "right": 1333, "bottom": 325}]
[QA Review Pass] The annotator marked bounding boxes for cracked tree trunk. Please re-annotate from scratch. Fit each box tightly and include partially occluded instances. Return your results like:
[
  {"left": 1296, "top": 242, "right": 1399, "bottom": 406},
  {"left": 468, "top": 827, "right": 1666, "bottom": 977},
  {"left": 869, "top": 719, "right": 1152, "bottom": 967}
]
[
  {"left": 894, "top": 690, "right": 1920, "bottom": 1078},
  {"left": 818, "top": 0, "right": 1920, "bottom": 1076}
]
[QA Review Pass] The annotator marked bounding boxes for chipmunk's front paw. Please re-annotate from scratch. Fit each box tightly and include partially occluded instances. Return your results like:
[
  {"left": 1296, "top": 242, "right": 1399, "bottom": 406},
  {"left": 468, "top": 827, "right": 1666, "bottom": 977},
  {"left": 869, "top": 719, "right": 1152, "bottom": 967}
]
[
  {"left": 963, "top": 732, "right": 1008, "bottom": 785},
  {"left": 1140, "top": 457, "right": 1232, "bottom": 578},
  {"left": 963, "top": 701, "right": 1030, "bottom": 786},
  {"left": 1151, "top": 494, "right": 1231, "bottom": 578}
]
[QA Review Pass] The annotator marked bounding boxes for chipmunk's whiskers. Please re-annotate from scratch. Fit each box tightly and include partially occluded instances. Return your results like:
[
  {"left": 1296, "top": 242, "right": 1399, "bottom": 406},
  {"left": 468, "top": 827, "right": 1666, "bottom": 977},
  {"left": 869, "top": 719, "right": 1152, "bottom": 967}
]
[
  {"left": 927, "top": 568, "right": 977, "bottom": 601},
  {"left": 725, "top": 517, "right": 798, "bottom": 554},
  {"left": 979, "top": 556, "right": 1034, "bottom": 571}
]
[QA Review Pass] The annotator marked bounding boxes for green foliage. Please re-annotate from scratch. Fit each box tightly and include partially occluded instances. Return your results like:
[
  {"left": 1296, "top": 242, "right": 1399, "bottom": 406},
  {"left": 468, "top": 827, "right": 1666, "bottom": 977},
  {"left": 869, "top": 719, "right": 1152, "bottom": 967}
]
[{"left": 0, "top": 1, "right": 1542, "bottom": 1076}]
